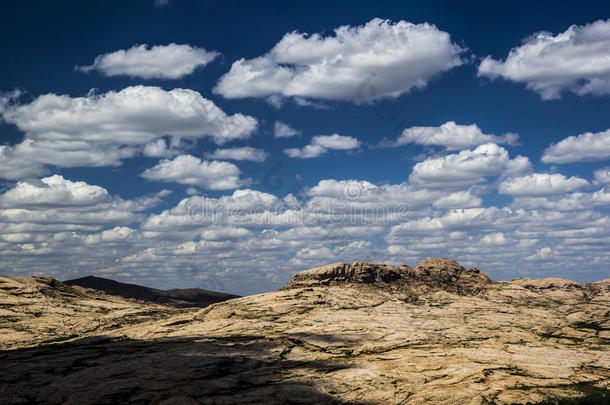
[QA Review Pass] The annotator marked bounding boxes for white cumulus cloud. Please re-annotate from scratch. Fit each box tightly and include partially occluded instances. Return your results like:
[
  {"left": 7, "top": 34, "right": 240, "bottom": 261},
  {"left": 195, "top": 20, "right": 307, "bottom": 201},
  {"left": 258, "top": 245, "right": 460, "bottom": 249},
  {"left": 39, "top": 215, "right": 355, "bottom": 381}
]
[
  {"left": 141, "top": 154, "right": 246, "bottom": 190},
  {"left": 0, "top": 175, "right": 110, "bottom": 208},
  {"left": 0, "top": 175, "right": 159, "bottom": 233},
  {"left": 480, "top": 232, "right": 507, "bottom": 245},
  {"left": 392, "top": 121, "right": 518, "bottom": 150},
  {"left": 432, "top": 190, "right": 482, "bottom": 209},
  {"left": 594, "top": 167, "right": 610, "bottom": 185},
  {"left": 409, "top": 143, "right": 531, "bottom": 188},
  {"left": 285, "top": 134, "right": 360, "bottom": 158},
  {"left": 499, "top": 173, "right": 589, "bottom": 197},
  {"left": 214, "top": 18, "right": 465, "bottom": 101},
  {"left": 542, "top": 128, "right": 610, "bottom": 163},
  {"left": 0, "top": 86, "right": 258, "bottom": 179},
  {"left": 478, "top": 19, "right": 610, "bottom": 99},
  {"left": 76, "top": 44, "right": 219, "bottom": 79}
]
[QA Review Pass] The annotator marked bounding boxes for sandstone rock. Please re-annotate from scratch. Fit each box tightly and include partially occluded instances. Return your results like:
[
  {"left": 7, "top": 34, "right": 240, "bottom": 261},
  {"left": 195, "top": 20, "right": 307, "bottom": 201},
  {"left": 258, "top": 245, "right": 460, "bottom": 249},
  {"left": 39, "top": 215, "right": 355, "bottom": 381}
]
[
  {"left": 0, "top": 275, "right": 184, "bottom": 349},
  {"left": 283, "top": 261, "right": 408, "bottom": 288},
  {"left": 284, "top": 258, "right": 490, "bottom": 296},
  {"left": 1, "top": 258, "right": 609, "bottom": 404}
]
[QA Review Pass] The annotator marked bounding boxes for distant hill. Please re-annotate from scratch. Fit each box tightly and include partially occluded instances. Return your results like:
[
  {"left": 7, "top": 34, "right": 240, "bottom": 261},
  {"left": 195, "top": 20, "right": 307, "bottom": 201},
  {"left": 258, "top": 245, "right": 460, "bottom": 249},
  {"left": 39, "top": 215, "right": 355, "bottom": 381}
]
[{"left": 64, "top": 275, "right": 239, "bottom": 308}]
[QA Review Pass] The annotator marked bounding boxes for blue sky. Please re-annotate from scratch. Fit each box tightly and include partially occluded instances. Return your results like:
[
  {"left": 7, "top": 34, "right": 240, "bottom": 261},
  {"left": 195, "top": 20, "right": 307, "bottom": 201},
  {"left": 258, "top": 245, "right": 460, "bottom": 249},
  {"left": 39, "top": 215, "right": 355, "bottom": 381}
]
[{"left": 1, "top": 0, "right": 610, "bottom": 295}]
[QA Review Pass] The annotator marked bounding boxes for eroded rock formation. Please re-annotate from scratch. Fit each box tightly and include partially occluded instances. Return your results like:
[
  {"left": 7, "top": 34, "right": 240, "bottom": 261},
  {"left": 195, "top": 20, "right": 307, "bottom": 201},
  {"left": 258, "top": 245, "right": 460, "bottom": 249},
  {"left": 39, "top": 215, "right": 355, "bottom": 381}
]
[{"left": 283, "top": 258, "right": 491, "bottom": 296}]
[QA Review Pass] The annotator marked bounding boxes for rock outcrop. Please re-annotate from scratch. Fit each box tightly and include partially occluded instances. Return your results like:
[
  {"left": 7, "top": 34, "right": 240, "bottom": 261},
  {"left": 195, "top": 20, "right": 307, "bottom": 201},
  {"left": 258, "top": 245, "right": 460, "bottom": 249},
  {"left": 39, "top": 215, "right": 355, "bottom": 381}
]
[
  {"left": 1, "top": 258, "right": 609, "bottom": 404},
  {"left": 282, "top": 261, "right": 409, "bottom": 287},
  {"left": 283, "top": 258, "right": 491, "bottom": 296}
]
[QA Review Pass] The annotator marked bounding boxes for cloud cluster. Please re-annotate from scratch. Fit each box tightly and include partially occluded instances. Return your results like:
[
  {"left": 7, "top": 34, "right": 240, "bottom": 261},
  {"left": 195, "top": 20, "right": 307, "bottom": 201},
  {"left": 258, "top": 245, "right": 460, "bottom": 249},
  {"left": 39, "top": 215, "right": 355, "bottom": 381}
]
[
  {"left": 77, "top": 44, "right": 219, "bottom": 79},
  {"left": 0, "top": 175, "right": 160, "bottom": 245},
  {"left": 133, "top": 161, "right": 610, "bottom": 292},
  {"left": 392, "top": 121, "right": 518, "bottom": 150},
  {"left": 0, "top": 86, "right": 258, "bottom": 179},
  {"left": 285, "top": 134, "right": 360, "bottom": 158},
  {"left": 214, "top": 18, "right": 465, "bottom": 101},
  {"left": 478, "top": 19, "right": 610, "bottom": 99},
  {"left": 1, "top": 155, "right": 609, "bottom": 295}
]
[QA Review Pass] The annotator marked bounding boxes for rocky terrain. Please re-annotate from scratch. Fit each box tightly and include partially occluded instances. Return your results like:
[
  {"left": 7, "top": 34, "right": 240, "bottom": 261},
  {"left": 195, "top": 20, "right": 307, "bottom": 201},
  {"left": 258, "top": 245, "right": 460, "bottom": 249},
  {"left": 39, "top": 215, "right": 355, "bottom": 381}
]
[
  {"left": 1, "top": 258, "right": 609, "bottom": 404},
  {"left": 0, "top": 275, "right": 187, "bottom": 350}
]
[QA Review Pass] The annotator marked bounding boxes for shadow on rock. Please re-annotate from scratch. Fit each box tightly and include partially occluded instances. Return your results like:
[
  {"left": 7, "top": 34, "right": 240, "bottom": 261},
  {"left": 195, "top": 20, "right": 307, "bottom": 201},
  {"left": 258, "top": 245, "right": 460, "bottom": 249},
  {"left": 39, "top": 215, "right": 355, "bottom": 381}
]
[{"left": 0, "top": 334, "right": 367, "bottom": 405}]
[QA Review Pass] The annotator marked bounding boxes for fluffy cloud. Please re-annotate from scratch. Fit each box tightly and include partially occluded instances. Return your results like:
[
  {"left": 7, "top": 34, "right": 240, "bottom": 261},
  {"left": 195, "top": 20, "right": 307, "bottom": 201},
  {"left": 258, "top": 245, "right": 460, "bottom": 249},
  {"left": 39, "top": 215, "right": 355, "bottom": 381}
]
[
  {"left": 409, "top": 143, "right": 531, "bottom": 188},
  {"left": 199, "top": 226, "right": 251, "bottom": 242},
  {"left": 2, "top": 86, "right": 256, "bottom": 144},
  {"left": 480, "top": 232, "right": 507, "bottom": 246},
  {"left": 499, "top": 173, "right": 589, "bottom": 197},
  {"left": 509, "top": 192, "right": 607, "bottom": 212},
  {"left": 285, "top": 134, "right": 360, "bottom": 158},
  {"left": 305, "top": 179, "right": 433, "bottom": 223},
  {"left": 274, "top": 121, "right": 300, "bottom": 138},
  {"left": 0, "top": 175, "right": 109, "bottom": 208},
  {"left": 140, "top": 189, "right": 286, "bottom": 234},
  {"left": 594, "top": 167, "right": 610, "bottom": 185},
  {"left": 432, "top": 190, "right": 482, "bottom": 209},
  {"left": 0, "top": 175, "right": 158, "bottom": 233},
  {"left": 214, "top": 18, "right": 464, "bottom": 101},
  {"left": 0, "top": 175, "right": 175, "bottom": 289},
  {"left": 386, "top": 206, "right": 607, "bottom": 243},
  {"left": 392, "top": 121, "right": 518, "bottom": 150},
  {"left": 0, "top": 86, "right": 258, "bottom": 179},
  {"left": 85, "top": 227, "right": 136, "bottom": 244},
  {"left": 76, "top": 44, "right": 218, "bottom": 79},
  {"left": 387, "top": 207, "right": 515, "bottom": 237},
  {"left": 478, "top": 19, "right": 610, "bottom": 99},
  {"left": 542, "top": 128, "right": 610, "bottom": 164},
  {"left": 206, "top": 147, "right": 268, "bottom": 162},
  {"left": 142, "top": 138, "right": 183, "bottom": 158},
  {"left": 141, "top": 155, "right": 246, "bottom": 189},
  {"left": 0, "top": 145, "right": 47, "bottom": 180}
]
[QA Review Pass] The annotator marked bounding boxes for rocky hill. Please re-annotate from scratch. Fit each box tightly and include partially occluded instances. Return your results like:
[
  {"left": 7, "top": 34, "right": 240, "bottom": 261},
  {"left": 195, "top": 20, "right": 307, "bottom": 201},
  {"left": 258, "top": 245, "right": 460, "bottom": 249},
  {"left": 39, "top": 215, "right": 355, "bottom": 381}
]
[
  {"left": 64, "top": 275, "right": 239, "bottom": 308},
  {"left": 1, "top": 258, "right": 609, "bottom": 404},
  {"left": 0, "top": 275, "right": 186, "bottom": 350}
]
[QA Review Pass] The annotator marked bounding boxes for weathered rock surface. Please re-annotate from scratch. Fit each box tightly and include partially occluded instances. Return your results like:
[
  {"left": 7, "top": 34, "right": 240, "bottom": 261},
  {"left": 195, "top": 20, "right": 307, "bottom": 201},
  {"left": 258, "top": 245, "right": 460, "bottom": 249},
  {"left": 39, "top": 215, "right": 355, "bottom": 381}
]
[
  {"left": 283, "top": 258, "right": 491, "bottom": 297},
  {"left": 0, "top": 275, "right": 184, "bottom": 350},
  {"left": 1, "top": 258, "right": 609, "bottom": 404}
]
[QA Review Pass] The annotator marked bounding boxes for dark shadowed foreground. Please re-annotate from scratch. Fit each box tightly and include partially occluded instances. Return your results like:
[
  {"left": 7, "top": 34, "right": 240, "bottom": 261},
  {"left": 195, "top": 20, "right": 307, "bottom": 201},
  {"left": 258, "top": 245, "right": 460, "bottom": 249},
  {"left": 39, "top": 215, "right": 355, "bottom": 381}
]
[{"left": 1, "top": 258, "right": 609, "bottom": 404}]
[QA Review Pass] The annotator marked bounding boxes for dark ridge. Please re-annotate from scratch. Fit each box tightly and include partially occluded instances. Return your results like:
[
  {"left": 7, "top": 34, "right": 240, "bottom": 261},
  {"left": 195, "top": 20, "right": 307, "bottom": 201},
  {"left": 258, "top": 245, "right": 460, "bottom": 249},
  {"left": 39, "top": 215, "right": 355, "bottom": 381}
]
[{"left": 63, "top": 275, "right": 239, "bottom": 308}]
